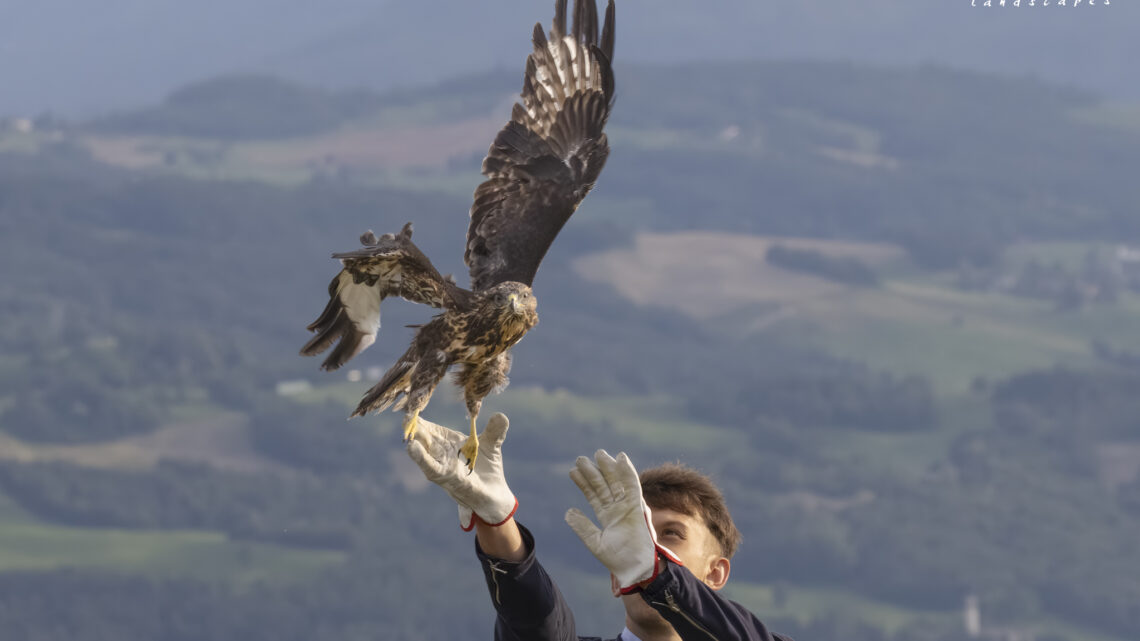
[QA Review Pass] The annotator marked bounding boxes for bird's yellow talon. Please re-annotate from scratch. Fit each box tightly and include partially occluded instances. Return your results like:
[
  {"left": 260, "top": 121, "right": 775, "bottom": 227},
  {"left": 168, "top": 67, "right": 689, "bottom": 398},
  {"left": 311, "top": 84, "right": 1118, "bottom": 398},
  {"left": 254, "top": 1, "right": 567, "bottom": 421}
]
[
  {"left": 459, "top": 439, "right": 478, "bottom": 473},
  {"left": 458, "top": 416, "right": 480, "bottom": 472},
  {"left": 403, "top": 412, "right": 420, "bottom": 443}
]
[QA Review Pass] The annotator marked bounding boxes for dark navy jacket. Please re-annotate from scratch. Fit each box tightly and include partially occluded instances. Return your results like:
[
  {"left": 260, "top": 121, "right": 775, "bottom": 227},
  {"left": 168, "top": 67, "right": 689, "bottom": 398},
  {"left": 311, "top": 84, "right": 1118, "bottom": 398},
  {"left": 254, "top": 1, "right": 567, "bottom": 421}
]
[{"left": 476, "top": 524, "right": 794, "bottom": 641}]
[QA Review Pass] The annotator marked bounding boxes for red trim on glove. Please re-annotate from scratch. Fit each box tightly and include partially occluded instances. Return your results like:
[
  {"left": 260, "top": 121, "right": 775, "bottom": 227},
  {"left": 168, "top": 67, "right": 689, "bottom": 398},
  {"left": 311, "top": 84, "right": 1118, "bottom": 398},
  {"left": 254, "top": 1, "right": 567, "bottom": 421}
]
[
  {"left": 618, "top": 506, "right": 685, "bottom": 594},
  {"left": 460, "top": 512, "right": 477, "bottom": 532},
  {"left": 461, "top": 498, "right": 519, "bottom": 532},
  {"left": 478, "top": 498, "right": 519, "bottom": 527},
  {"left": 618, "top": 548, "right": 682, "bottom": 594},
  {"left": 618, "top": 554, "right": 659, "bottom": 595}
]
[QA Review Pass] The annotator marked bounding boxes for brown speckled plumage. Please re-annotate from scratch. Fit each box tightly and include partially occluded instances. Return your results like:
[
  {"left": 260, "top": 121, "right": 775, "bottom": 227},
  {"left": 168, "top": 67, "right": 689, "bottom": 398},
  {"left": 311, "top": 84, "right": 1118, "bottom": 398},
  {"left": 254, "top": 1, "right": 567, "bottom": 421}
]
[{"left": 349, "top": 281, "right": 537, "bottom": 421}]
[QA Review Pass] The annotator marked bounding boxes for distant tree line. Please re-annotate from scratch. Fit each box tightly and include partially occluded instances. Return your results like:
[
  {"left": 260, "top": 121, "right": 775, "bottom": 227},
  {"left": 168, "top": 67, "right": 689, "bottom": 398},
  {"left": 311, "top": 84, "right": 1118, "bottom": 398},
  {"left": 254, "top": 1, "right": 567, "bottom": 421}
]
[
  {"left": 690, "top": 368, "right": 936, "bottom": 433},
  {"left": 0, "top": 460, "right": 377, "bottom": 549},
  {"left": 957, "top": 251, "right": 1129, "bottom": 311},
  {"left": 765, "top": 244, "right": 879, "bottom": 286},
  {"left": 90, "top": 75, "right": 389, "bottom": 140},
  {"left": 992, "top": 366, "right": 1140, "bottom": 440},
  {"left": 0, "top": 558, "right": 486, "bottom": 641}
]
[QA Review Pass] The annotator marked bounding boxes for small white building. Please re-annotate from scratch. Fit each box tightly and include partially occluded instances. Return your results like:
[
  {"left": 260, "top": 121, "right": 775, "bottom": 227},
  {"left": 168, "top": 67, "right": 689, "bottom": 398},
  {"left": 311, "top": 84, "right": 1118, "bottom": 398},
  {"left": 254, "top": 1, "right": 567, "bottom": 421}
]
[
  {"left": 964, "top": 594, "right": 981, "bottom": 638},
  {"left": 275, "top": 380, "right": 312, "bottom": 396},
  {"left": 1116, "top": 245, "right": 1140, "bottom": 263}
]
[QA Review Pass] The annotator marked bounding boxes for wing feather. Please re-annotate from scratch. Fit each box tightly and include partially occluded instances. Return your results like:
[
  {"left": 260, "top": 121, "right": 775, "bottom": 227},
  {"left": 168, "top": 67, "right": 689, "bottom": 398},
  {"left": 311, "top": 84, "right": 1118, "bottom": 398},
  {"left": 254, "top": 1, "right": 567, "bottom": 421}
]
[
  {"left": 464, "top": 0, "right": 616, "bottom": 291},
  {"left": 600, "top": 0, "right": 615, "bottom": 61},
  {"left": 552, "top": 0, "right": 568, "bottom": 39},
  {"left": 301, "top": 223, "right": 471, "bottom": 371}
]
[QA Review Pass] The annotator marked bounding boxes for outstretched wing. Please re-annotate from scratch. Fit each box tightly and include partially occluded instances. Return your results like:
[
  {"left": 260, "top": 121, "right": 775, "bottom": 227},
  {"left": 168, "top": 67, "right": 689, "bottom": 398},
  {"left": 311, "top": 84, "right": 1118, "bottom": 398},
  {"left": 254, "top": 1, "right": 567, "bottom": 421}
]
[
  {"left": 465, "top": 0, "right": 616, "bottom": 292},
  {"left": 301, "top": 223, "right": 471, "bottom": 371}
]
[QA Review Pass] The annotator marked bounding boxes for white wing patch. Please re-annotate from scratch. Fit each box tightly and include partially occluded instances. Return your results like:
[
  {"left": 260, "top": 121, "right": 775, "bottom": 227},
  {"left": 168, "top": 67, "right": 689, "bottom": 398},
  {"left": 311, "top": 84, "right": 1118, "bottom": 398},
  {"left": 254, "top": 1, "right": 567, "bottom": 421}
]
[{"left": 336, "top": 271, "right": 382, "bottom": 337}]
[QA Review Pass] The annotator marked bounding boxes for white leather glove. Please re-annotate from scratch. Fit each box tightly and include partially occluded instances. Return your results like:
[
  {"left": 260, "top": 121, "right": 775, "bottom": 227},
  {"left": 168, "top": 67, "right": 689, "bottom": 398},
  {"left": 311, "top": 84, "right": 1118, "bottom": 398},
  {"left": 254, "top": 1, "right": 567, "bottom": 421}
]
[
  {"left": 406, "top": 413, "right": 518, "bottom": 531},
  {"left": 564, "top": 450, "right": 681, "bottom": 594}
]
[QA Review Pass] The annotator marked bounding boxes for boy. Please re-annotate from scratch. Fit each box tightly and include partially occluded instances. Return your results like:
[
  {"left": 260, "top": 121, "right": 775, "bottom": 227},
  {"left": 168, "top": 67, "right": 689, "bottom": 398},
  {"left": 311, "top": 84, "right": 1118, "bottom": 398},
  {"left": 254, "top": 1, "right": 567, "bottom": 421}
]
[{"left": 408, "top": 414, "right": 793, "bottom": 641}]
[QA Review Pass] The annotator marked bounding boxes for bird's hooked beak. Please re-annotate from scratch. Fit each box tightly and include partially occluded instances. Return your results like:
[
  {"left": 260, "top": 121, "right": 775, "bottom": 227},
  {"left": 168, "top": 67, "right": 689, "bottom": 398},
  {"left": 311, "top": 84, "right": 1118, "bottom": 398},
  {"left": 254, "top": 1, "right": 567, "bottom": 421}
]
[{"left": 508, "top": 293, "right": 521, "bottom": 314}]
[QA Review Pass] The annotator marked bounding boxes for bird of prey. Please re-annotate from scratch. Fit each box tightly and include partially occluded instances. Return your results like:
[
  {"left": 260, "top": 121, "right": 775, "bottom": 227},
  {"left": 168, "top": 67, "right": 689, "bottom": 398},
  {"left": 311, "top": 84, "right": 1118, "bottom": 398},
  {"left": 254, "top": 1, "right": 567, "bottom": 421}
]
[{"left": 301, "top": 0, "right": 616, "bottom": 470}]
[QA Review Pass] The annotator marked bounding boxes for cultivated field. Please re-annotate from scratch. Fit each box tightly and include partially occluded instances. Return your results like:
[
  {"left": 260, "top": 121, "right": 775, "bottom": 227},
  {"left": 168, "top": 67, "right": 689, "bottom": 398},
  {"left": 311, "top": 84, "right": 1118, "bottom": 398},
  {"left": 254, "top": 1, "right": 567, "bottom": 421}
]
[{"left": 574, "top": 232, "right": 1135, "bottom": 396}]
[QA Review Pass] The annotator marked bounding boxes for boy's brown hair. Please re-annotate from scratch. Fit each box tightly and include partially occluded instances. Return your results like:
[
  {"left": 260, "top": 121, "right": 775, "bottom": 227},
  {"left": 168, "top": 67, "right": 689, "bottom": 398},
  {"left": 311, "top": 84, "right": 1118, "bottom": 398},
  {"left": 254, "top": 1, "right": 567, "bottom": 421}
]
[{"left": 640, "top": 462, "right": 742, "bottom": 558}]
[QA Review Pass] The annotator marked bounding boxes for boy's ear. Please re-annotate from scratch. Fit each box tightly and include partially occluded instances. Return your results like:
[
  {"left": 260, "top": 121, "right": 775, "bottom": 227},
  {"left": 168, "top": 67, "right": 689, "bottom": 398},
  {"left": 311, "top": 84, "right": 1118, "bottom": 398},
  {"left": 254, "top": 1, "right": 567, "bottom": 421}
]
[
  {"left": 703, "top": 557, "right": 730, "bottom": 591},
  {"left": 610, "top": 572, "right": 621, "bottom": 597}
]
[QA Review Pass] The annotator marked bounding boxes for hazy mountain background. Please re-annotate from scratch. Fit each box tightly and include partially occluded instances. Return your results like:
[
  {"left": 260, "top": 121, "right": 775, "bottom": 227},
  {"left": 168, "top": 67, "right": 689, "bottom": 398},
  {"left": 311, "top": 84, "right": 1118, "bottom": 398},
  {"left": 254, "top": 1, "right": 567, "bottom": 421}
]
[
  {"left": 2, "top": 2, "right": 1140, "bottom": 640},
  {"left": 2, "top": 0, "right": 1138, "bottom": 118}
]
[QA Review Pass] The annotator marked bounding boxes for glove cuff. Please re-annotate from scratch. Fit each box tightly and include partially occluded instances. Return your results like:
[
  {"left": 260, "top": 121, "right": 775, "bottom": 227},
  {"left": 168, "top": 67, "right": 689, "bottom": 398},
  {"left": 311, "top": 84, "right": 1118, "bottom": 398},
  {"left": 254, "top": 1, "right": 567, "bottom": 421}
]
[
  {"left": 615, "top": 499, "right": 683, "bottom": 593},
  {"left": 459, "top": 497, "right": 518, "bottom": 532},
  {"left": 459, "top": 505, "right": 476, "bottom": 532},
  {"left": 617, "top": 546, "right": 683, "bottom": 594}
]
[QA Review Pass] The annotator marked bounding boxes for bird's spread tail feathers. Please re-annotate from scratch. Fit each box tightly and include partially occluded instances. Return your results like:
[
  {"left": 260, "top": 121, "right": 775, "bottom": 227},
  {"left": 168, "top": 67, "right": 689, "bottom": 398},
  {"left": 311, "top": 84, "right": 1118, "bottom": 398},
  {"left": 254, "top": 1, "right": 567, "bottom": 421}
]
[
  {"left": 300, "top": 267, "right": 382, "bottom": 371},
  {"left": 351, "top": 359, "right": 415, "bottom": 417}
]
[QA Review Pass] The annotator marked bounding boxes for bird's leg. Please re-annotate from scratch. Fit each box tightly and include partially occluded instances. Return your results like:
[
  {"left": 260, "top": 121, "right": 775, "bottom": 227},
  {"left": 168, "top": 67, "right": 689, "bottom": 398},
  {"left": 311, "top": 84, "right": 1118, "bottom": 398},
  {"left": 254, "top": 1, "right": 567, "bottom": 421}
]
[
  {"left": 459, "top": 414, "right": 479, "bottom": 473},
  {"left": 401, "top": 354, "right": 446, "bottom": 444},
  {"left": 402, "top": 410, "right": 421, "bottom": 443}
]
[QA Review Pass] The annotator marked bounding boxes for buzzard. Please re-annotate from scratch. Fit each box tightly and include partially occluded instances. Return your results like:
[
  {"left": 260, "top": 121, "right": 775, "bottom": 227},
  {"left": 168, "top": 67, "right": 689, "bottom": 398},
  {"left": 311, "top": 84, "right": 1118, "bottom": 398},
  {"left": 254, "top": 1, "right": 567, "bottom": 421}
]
[{"left": 301, "top": 0, "right": 616, "bottom": 470}]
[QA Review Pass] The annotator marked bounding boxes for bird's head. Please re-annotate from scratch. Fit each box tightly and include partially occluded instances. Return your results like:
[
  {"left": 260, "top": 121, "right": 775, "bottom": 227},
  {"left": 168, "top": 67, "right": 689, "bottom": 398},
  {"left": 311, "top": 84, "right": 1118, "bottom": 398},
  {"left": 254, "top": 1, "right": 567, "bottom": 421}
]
[{"left": 485, "top": 281, "right": 537, "bottom": 320}]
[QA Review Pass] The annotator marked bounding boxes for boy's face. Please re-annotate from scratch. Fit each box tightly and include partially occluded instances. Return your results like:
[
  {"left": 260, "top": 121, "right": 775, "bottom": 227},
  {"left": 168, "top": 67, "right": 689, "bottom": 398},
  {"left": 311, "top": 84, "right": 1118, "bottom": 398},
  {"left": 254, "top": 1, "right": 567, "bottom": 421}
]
[
  {"left": 650, "top": 508, "right": 723, "bottom": 573},
  {"left": 616, "top": 507, "right": 731, "bottom": 627}
]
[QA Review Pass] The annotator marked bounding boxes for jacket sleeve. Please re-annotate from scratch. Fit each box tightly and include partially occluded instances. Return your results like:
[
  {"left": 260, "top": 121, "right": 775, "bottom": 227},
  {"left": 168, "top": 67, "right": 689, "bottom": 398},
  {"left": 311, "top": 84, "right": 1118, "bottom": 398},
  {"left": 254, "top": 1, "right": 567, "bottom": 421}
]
[
  {"left": 475, "top": 523, "right": 578, "bottom": 641},
  {"left": 638, "top": 555, "right": 794, "bottom": 641}
]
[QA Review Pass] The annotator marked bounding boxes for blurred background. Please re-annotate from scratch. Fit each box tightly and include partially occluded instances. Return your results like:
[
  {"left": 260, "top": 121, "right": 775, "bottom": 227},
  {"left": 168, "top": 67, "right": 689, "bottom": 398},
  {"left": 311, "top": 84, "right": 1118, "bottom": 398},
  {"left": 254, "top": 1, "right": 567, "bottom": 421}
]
[{"left": 2, "top": 1, "right": 1139, "bottom": 640}]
